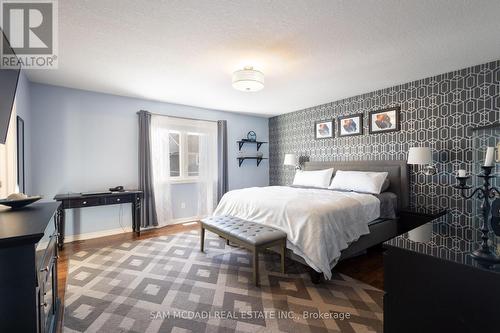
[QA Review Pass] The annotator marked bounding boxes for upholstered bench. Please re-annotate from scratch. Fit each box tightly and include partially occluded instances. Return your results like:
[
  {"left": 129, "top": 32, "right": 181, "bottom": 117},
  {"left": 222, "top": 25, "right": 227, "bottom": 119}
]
[{"left": 200, "top": 216, "right": 287, "bottom": 286}]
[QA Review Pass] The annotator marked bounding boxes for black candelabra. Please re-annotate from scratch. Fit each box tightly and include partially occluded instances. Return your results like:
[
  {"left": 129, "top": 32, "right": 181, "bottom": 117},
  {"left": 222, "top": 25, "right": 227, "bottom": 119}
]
[{"left": 454, "top": 166, "right": 500, "bottom": 266}]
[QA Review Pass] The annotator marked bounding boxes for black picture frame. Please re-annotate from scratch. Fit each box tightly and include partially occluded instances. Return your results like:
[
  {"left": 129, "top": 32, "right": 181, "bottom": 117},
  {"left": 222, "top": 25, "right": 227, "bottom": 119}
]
[
  {"left": 368, "top": 106, "right": 401, "bottom": 134},
  {"left": 338, "top": 113, "right": 363, "bottom": 137},
  {"left": 314, "top": 120, "right": 334, "bottom": 139},
  {"left": 16, "top": 116, "right": 25, "bottom": 193}
]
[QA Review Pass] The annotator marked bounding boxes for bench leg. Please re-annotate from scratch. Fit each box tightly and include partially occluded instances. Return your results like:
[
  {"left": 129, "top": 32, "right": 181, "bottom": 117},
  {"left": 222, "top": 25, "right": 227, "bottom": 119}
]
[
  {"left": 253, "top": 247, "right": 260, "bottom": 287},
  {"left": 200, "top": 226, "right": 205, "bottom": 252},
  {"left": 227, "top": 239, "right": 230, "bottom": 246},
  {"left": 280, "top": 239, "right": 286, "bottom": 274}
]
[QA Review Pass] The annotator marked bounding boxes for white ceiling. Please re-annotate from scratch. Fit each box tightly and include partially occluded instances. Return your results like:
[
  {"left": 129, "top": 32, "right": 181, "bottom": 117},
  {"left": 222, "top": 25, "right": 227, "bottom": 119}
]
[{"left": 26, "top": 0, "right": 500, "bottom": 117}]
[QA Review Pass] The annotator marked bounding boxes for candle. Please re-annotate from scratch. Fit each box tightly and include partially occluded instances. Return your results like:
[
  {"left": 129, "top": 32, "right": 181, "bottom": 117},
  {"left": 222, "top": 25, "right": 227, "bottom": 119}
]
[
  {"left": 484, "top": 147, "right": 495, "bottom": 166},
  {"left": 497, "top": 144, "right": 500, "bottom": 162},
  {"left": 457, "top": 169, "right": 467, "bottom": 177}
]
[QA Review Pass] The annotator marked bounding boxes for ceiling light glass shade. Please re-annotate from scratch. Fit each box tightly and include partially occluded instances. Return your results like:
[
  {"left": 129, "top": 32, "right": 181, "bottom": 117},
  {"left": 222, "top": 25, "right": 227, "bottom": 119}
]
[
  {"left": 407, "top": 147, "right": 433, "bottom": 165},
  {"left": 232, "top": 66, "right": 264, "bottom": 92}
]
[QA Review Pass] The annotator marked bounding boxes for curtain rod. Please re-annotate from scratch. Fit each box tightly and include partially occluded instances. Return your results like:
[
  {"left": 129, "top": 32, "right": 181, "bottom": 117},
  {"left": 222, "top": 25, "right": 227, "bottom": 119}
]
[{"left": 137, "top": 110, "right": 219, "bottom": 123}]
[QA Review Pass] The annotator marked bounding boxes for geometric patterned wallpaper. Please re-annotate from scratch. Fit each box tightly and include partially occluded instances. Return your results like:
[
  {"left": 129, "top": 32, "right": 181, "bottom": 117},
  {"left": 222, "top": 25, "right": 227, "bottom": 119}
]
[{"left": 269, "top": 60, "right": 500, "bottom": 263}]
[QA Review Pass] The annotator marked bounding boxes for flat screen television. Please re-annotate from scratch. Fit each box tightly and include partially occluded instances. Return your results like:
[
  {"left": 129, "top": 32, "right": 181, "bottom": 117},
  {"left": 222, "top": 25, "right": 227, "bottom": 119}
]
[{"left": 0, "top": 29, "right": 21, "bottom": 144}]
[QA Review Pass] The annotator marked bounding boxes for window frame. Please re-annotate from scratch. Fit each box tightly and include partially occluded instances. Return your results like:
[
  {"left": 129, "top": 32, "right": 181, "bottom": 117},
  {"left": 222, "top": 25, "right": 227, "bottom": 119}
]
[{"left": 168, "top": 130, "right": 201, "bottom": 183}]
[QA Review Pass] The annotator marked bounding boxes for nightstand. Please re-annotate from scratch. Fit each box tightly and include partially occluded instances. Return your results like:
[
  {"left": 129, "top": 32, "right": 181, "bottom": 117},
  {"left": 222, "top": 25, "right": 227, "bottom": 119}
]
[{"left": 397, "top": 207, "right": 447, "bottom": 235}]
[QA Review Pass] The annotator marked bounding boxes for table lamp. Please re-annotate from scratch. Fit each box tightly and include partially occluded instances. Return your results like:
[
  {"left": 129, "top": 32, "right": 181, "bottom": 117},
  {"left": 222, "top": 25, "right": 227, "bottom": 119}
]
[{"left": 407, "top": 147, "right": 436, "bottom": 175}]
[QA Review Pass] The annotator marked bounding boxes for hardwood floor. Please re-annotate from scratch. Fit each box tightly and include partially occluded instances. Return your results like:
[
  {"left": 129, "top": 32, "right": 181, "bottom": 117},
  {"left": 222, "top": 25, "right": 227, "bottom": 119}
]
[
  {"left": 56, "top": 222, "right": 384, "bottom": 332},
  {"left": 336, "top": 245, "right": 384, "bottom": 289}
]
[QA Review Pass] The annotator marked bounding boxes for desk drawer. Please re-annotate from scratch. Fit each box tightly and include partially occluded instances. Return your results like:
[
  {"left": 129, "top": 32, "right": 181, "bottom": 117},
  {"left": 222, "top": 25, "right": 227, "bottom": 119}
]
[
  {"left": 66, "top": 197, "right": 102, "bottom": 208},
  {"left": 105, "top": 195, "right": 133, "bottom": 205}
]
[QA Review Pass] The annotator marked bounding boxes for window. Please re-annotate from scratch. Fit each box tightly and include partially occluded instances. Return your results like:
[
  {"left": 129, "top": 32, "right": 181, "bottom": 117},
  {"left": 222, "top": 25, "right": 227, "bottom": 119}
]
[
  {"left": 168, "top": 131, "right": 200, "bottom": 180},
  {"left": 187, "top": 134, "right": 199, "bottom": 177},
  {"left": 151, "top": 115, "right": 218, "bottom": 225},
  {"left": 168, "top": 132, "right": 180, "bottom": 177}
]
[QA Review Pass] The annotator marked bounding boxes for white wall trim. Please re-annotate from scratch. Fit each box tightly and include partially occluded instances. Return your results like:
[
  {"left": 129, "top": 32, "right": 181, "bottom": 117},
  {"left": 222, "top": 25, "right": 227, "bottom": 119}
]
[
  {"left": 63, "top": 226, "right": 133, "bottom": 243},
  {"left": 63, "top": 217, "right": 200, "bottom": 243}
]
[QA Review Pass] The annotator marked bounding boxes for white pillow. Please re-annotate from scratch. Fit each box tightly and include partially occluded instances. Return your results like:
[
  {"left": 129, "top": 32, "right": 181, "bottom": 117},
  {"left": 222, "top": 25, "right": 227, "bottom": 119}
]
[
  {"left": 328, "top": 170, "right": 389, "bottom": 194},
  {"left": 293, "top": 168, "right": 334, "bottom": 188}
]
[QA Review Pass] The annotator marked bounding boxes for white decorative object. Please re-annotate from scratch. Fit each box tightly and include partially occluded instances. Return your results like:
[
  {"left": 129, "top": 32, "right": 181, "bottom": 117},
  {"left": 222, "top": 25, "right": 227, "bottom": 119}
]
[
  {"left": 408, "top": 223, "right": 432, "bottom": 243},
  {"left": 232, "top": 66, "right": 264, "bottom": 92},
  {"left": 407, "top": 147, "right": 436, "bottom": 175},
  {"left": 283, "top": 154, "right": 297, "bottom": 167},
  {"left": 497, "top": 143, "right": 500, "bottom": 162},
  {"left": 407, "top": 147, "right": 432, "bottom": 164},
  {"left": 293, "top": 168, "right": 333, "bottom": 188},
  {"left": 484, "top": 146, "right": 495, "bottom": 166},
  {"left": 328, "top": 170, "right": 388, "bottom": 194},
  {"left": 457, "top": 169, "right": 467, "bottom": 177}
]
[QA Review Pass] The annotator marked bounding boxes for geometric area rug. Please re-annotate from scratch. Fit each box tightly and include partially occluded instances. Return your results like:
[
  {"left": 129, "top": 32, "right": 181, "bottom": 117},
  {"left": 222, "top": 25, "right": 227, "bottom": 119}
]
[{"left": 63, "top": 230, "right": 383, "bottom": 333}]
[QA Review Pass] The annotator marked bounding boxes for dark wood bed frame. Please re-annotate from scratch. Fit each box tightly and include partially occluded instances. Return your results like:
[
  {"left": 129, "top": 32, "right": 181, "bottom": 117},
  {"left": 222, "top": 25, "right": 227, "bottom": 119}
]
[{"left": 287, "top": 160, "right": 409, "bottom": 283}]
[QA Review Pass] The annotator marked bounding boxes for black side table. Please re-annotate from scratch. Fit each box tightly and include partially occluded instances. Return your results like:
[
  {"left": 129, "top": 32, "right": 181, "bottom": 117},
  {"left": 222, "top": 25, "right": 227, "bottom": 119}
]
[{"left": 397, "top": 207, "right": 447, "bottom": 235}]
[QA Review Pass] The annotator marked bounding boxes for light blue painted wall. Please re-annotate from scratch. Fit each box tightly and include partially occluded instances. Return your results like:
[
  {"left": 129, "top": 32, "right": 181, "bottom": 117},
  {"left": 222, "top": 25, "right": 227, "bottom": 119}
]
[
  {"left": 171, "top": 183, "right": 199, "bottom": 219},
  {"left": 30, "top": 83, "right": 269, "bottom": 237}
]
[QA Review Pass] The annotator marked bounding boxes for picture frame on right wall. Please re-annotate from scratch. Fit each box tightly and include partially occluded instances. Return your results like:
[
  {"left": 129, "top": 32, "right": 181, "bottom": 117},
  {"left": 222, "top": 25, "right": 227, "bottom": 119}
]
[{"left": 369, "top": 106, "right": 401, "bottom": 134}]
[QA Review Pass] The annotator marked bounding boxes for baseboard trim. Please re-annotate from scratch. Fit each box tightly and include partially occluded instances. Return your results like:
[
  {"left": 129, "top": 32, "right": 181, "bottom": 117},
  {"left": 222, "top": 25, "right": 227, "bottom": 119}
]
[
  {"left": 63, "top": 217, "right": 201, "bottom": 243},
  {"left": 64, "top": 227, "right": 133, "bottom": 243}
]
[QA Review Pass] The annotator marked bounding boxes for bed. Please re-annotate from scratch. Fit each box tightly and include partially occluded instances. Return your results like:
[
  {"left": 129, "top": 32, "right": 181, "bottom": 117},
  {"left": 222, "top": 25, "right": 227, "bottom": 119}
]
[{"left": 213, "top": 160, "right": 409, "bottom": 282}]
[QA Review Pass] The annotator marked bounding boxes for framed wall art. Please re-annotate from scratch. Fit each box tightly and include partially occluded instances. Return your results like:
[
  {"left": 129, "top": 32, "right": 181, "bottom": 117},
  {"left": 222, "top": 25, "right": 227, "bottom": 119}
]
[
  {"left": 314, "top": 120, "right": 334, "bottom": 139},
  {"left": 338, "top": 113, "right": 363, "bottom": 137},
  {"left": 369, "top": 106, "right": 400, "bottom": 134}
]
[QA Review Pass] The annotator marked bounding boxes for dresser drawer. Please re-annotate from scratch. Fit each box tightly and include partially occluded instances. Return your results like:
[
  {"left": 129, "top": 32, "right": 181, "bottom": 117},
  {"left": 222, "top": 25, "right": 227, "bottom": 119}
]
[
  {"left": 38, "top": 234, "right": 57, "bottom": 280},
  {"left": 104, "top": 195, "right": 133, "bottom": 205},
  {"left": 65, "top": 197, "right": 102, "bottom": 208}
]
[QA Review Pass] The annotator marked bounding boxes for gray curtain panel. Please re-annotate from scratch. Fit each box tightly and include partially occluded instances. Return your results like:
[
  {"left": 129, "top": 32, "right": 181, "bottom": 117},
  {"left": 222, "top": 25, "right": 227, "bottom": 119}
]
[
  {"left": 217, "top": 120, "right": 228, "bottom": 202},
  {"left": 138, "top": 110, "right": 158, "bottom": 227}
]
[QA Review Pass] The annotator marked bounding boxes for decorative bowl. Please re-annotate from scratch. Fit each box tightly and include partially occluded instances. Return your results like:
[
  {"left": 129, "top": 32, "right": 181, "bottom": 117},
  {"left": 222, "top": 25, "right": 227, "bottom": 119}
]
[{"left": 0, "top": 196, "right": 42, "bottom": 209}]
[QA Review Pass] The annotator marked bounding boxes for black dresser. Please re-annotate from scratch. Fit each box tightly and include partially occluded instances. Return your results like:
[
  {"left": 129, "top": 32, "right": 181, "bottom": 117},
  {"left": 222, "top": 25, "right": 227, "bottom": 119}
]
[
  {"left": 0, "top": 202, "right": 61, "bottom": 333},
  {"left": 384, "top": 243, "right": 500, "bottom": 333}
]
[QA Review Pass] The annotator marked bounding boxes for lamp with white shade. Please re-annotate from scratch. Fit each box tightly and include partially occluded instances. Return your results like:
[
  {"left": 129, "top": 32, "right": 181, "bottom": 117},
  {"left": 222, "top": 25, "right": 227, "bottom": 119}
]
[
  {"left": 407, "top": 147, "right": 437, "bottom": 175},
  {"left": 283, "top": 154, "right": 300, "bottom": 169},
  {"left": 406, "top": 146, "right": 436, "bottom": 243}
]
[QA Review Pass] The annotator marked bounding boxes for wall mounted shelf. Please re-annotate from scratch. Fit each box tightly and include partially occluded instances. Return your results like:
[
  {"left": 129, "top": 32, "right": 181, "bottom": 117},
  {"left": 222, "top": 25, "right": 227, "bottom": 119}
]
[
  {"left": 237, "top": 140, "right": 267, "bottom": 151},
  {"left": 237, "top": 157, "right": 267, "bottom": 167}
]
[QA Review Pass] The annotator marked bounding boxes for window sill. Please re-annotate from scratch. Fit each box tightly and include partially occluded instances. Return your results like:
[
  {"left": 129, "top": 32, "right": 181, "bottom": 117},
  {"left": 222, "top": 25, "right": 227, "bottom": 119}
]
[{"left": 169, "top": 178, "right": 200, "bottom": 184}]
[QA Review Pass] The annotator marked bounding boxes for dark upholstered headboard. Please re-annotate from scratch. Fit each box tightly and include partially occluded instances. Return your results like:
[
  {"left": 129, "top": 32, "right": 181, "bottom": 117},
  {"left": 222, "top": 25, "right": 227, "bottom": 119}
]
[{"left": 304, "top": 160, "right": 409, "bottom": 210}]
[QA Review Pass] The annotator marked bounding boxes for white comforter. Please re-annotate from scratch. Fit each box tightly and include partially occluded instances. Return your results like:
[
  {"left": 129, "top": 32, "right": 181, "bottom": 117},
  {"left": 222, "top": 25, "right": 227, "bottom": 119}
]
[{"left": 213, "top": 186, "right": 380, "bottom": 279}]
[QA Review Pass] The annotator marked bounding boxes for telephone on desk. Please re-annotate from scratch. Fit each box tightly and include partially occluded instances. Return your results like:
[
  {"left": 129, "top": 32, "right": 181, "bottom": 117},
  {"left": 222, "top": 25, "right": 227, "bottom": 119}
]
[{"left": 109, "top": 186, "right": 125, "bottom": 192}]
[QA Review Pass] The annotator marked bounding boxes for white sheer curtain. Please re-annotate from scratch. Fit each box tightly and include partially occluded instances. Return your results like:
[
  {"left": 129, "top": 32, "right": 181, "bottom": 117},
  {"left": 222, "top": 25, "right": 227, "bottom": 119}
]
[
  {"left": 151, "top": 115, "right": 217, "bottom": 226},
  {"left": 151, "top": 116, "right": 173, "bottom": 226},
  {"left": 197, "top": 128, "right": 218, "bottom": 217}
]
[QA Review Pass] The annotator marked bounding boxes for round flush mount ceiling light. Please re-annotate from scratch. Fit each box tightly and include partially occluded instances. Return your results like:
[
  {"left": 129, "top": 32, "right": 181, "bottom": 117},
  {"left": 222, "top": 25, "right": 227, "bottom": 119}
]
[{"left": 232, "top": 66, "right": 264, "bottom": 92}]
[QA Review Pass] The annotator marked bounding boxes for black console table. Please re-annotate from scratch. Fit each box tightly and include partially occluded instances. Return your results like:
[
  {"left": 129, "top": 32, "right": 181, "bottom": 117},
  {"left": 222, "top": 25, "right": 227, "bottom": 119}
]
[{"left": 54, "top": 190, "right": 143, "bottom": 249}]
